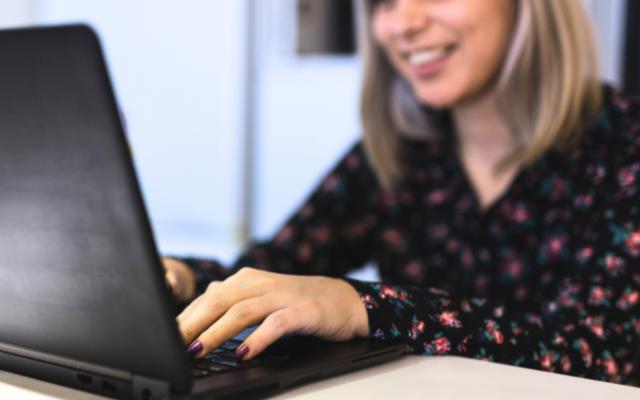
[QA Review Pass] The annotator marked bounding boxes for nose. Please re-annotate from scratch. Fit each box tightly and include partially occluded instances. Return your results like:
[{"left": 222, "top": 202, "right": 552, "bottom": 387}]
[{"left": 389, "top": 0, "right": 429, "bottom": 40}]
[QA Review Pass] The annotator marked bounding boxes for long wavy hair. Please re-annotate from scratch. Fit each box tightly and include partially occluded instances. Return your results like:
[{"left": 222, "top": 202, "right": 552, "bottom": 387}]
[{"left": 357, "top": 0, "right": 603, "bottom": 190}]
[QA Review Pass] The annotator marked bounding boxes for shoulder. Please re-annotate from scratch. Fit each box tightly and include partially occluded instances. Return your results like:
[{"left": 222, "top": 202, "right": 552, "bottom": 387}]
[
  {"left": 318, "top": 139, "right": 379, "bottom": 194},
  {"left": 334, "top": 140, "right": 370, "bottom": 175},
  {"left": 587, "top": 88, "right": 640, "bottom": 201},
  {"left": 590, "top": 87, "right": 640, "bottom": 152}
]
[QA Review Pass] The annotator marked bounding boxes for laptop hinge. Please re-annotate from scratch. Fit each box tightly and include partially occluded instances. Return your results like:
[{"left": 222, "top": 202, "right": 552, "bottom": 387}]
[{"left": 133, "top": 374, "right": 171, "bottom": 400}]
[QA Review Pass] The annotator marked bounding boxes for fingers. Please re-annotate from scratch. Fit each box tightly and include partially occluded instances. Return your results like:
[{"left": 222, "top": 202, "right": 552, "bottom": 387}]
[
  {"left": 177, "top": 281, "right": 222, "bottom": 325},
  {"left": 178, "top": 282, "right": 236, "bottom": 344},
  {"left": 177, "top": 271, "right": 274, "bottom": 345},
  {"left": 190, "top": 294, "right": 288, "bottom": 358},
  {"left": 176, "top": 293, "right": 205, "bottom": 326},
  {"left": 175, "top": 269, "right": 357, "bottom": 362},
  {"left": 237, "top": 307, "right": 308, "bottom": 360}
]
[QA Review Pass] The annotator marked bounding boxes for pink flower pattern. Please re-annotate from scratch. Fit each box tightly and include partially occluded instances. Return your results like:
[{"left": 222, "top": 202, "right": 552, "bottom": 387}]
[{"left": 181, "top": 86, "right": 640, "bottom": 385}]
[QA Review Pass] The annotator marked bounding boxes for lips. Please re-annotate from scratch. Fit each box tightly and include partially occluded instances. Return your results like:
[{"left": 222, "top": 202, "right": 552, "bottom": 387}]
[{"left": 403, "top": 44, "right": 457, "bottom": 76}]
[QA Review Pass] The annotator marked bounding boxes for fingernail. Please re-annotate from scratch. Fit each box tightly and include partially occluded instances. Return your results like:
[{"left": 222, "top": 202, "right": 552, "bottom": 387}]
[
  {"left": 186, "top": 341, "right": 203, "bottom": 357},
  {"left": 235, "top": 344, "right": 249, "bottom": 360}
]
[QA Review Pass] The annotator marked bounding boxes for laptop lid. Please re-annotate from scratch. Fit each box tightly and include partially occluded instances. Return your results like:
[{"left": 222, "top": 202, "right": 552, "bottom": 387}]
[{"left": 0, "top": 25, "right": 191, "bottom": 393}]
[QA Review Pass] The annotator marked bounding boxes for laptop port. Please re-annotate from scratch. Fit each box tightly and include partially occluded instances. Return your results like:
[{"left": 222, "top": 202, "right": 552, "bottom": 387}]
[{"left": 76, "top": 373, "right": 93, "bottom": 385}]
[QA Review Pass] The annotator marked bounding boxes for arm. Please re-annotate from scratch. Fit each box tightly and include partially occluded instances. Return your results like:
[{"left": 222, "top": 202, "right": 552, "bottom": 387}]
[
  {"left": 346, "top": 135, "right": 640, "bottom": 384},
  {"left": 348, "top": 269, "right": 638, "bottom": 383},
  {"left": 171, "top": 141, "right": 381, "bottom": 357}
]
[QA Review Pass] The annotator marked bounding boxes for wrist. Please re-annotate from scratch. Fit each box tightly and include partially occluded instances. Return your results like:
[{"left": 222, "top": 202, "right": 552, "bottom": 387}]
[{"left": 338, "top": 278, "right": 370, "bottom": 338}]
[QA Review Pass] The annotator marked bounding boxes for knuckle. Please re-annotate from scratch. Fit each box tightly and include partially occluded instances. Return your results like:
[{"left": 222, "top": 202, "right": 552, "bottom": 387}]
[
  {"left": 257, "top": 276, "right": 275, "bottom": 290},
  {"left": 267, "top": 312, "right": 289, "bottom": 334},
  {"left": 205, "top": 295, "right": 223, "bottom": 310},
  {"left": 238, "top": 266, "right": 256, "bottom": 276},
  {"left": 181, "top": 324, "right": 196, "bottom": 340},
  {"left": 204, "top": 283, "right": 225, "bottom": 306},
  {"left": 256, "top": 273, "right": 280, "bottom": 291},
  {"left": 205, "top": 281, "right": 222, "bottom": 293},
  {"left": 229, "top": 302, "right": 253, "bottom": 321}
]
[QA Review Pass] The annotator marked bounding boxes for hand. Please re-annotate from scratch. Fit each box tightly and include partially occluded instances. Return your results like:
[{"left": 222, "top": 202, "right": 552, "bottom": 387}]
[
  {"left": 162, "top": 257, "right": 197, "bottom": 302},
  {"left": 177, "top": 267, "right": 369, "bottom": 360}
]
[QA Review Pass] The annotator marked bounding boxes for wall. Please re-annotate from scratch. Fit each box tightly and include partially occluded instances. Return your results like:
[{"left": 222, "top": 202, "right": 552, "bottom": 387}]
[
  {"left": 0, "top": 0, "right": 630, "bottom": 275},
  {"left": 0, "top": 0, "right": 33, "bottom": 27},
  {"left": 585, "top": 0, "right": 628, "bottom": 86},
  {"left": 251, "top": 0, "right": 361, "bottom": 239},
  {"left": 31, "top": 0, "right": 249, "bottom": 263}
]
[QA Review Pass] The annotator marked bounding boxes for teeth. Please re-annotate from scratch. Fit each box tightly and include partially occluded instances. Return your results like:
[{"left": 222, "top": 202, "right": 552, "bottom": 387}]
[{"left": 409, "top": 48, "right": 447, "bottom": 66}]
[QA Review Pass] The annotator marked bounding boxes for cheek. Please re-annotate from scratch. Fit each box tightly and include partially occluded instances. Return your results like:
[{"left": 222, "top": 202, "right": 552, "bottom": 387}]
[
  {"left": 367, "top": 2, "right": 515, "bottom": 109},
  {"left": 456, "top": 29, "right": 505, "bottom": 91},
  {"left": 371, "top": 17, "right": 406, "bottom": 76},
  {"left": 413, "top": 21, "right": 512, "bottom": 106},
  {"left": 457, "top": 4, "right": 515, "bottom": 93},
  {"left": 371, "top": 15, "right": 389, "bottom": 52}
]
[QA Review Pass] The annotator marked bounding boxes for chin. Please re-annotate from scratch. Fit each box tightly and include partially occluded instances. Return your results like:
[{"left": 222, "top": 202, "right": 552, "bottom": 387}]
[
  {"left": 407, "top": 78, "right": 463, "bottom": 109},
  {"left": 414, "top": 90, "right": 459, "bottom": 110}
]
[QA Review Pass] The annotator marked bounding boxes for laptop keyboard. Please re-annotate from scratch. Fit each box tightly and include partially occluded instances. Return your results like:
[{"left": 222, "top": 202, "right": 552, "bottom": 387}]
[{"left": 189, "top": 338, "right": 288, "bottom": 378}]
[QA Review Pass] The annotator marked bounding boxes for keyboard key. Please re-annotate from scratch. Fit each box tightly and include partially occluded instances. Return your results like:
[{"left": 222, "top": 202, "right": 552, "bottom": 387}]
[
  {"left": 191, "top": 368, "right": 212, "bottom": 378},
  {"left": 209, "top": 355, "right": 241, "bottom": 368},
  {"left": 205, "top": 348, "right": 227, "bottom": 357},
  {"left": 195, "top": 362, "right": 233, "bottom": 373},
  {"left": 189, "top": 335, "right": 290, "bottom": 376},
  {"left": 220, "top": 341, "right": 241, "bottom": 351}
]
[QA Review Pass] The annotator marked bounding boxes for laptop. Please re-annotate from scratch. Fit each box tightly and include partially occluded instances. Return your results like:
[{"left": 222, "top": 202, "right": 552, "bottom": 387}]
[{"left": 0, "top": 25, "right": 406, "bottom": 399}]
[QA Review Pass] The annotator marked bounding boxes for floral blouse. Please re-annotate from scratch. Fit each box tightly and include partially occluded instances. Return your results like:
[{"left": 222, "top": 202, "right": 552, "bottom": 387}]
[{"left": 181, "top": 87, "right": 640, "bottom": 385}]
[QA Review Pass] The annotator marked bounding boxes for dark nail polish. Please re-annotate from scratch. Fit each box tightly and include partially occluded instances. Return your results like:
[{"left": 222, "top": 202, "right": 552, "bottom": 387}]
[
  {"left": 235, "top": 344, "right": 249, "bottom": 360},
  {"left": 186, "top": 341, "right": 203, "bottom": 356}
]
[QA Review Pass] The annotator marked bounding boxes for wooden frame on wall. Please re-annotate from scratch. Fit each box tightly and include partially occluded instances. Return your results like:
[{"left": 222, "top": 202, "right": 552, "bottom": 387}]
[{"left": 623, "top": 0, "right": 639, "bottom": 95}]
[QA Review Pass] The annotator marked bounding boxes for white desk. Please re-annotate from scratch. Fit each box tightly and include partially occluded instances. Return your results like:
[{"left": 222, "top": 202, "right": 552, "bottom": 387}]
[{"left": 1, "top": 356, "right": 639, "bottom": 399}]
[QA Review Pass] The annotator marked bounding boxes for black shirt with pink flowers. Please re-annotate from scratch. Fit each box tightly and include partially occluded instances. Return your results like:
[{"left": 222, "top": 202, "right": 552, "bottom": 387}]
[{"left": 182, "top": 87, "right": 640, "bottom": 384}]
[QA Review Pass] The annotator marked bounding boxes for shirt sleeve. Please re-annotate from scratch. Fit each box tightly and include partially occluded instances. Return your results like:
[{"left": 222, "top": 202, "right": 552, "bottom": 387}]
[
  {"left": 179, "top": 141, "right": 380, "bottom": 295},
  {"left": 347, "top": 125, "right": 640, "bottom": 384}
]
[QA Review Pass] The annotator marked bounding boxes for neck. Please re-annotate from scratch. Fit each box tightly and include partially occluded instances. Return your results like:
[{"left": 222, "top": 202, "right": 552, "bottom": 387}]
[
  {"left": 450, "top": 89, "right": 521, "bottom": 211},
  {"left": 451, "top": 89, "right": 514, "bottom": 160}
]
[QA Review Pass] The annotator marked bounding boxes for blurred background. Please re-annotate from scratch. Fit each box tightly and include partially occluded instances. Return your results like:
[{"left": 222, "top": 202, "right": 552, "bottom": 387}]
[{"left": 0, "top": 0, "right": 636, "bottom": 271}]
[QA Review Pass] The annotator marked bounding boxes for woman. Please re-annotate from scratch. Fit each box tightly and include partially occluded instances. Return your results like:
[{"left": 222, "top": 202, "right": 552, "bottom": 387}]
[{"left": 165, "top": 0, "right": 640, "bottom": 384}]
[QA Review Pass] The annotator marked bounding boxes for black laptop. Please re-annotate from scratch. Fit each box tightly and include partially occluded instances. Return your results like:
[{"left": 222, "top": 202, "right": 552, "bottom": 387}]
[{"left": 0, "top": 25, "right": 405, "bottom": 399}]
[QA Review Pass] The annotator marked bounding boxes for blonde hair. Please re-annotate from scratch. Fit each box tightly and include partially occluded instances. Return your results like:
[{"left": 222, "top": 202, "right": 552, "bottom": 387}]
[{"left": 358, "top": 0, "right": 603, "bottom": 190}]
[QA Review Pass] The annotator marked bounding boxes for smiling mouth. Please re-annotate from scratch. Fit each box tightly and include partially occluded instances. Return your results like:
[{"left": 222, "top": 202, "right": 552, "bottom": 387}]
[{"left": 405, "top": 44, "right": 457, "bottom": 69}]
